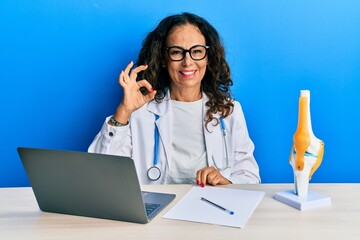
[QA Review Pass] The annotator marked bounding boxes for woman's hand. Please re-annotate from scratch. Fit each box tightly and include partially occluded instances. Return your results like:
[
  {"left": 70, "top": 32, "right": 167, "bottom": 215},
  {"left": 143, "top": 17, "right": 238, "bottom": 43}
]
[
  {"left": 196, "top": 166, "right": 231, "bottom": 187},
  {"left": 113, "top": 61, "right": 156, "bottom": 123}
]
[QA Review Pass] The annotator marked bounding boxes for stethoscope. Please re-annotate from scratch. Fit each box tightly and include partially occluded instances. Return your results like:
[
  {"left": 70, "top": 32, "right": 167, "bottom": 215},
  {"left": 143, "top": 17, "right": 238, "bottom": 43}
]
[
  {"left": 216, "top": 117, "right": 230, "bottom": 171},
  {"left": 146, "top": 115, "right": 230, "bottom": 181},
  {"left": 147, "top": 114, "right": 162, "bottom": 181}
]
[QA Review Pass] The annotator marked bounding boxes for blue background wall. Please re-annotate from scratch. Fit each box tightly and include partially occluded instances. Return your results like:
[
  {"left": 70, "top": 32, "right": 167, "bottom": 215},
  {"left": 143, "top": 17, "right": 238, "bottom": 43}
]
[{"left": 1, "top": 1, "right": 359, "bottom": 187}]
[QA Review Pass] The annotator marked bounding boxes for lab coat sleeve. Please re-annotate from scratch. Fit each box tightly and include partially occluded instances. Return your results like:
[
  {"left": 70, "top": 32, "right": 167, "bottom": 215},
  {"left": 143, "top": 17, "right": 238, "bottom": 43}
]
[
  {"left": 88, "top": 116, "right": 132, "bottom": 156},
  {"left": 227, "top": 102, "right": 261, "bottom": 184}
]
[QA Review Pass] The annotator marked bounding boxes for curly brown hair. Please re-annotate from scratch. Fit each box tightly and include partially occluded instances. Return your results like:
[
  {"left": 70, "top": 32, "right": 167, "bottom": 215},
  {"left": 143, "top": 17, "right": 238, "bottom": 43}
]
[{"left": 136, "top": 12, "right": 234, "bottom": 130}]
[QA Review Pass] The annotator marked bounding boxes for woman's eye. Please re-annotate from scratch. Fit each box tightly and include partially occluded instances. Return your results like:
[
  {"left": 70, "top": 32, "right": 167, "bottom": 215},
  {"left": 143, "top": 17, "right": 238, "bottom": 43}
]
[
  {"left": 192, "top": 49, "right": 204, "bottom": 55},
  {"left": 170, "top": 50, "right": 182, "bottom": 55}
]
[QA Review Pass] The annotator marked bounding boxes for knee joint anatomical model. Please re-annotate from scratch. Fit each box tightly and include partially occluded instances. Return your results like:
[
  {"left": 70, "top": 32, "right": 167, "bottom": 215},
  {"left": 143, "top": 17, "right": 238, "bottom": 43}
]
[{"left": 289, "top": 90, "right": 324, "bottom": 197}]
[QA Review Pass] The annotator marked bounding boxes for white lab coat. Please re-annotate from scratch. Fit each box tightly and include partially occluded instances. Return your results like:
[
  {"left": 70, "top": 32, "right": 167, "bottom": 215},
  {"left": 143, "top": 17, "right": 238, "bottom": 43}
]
[{"left": 88, "top": 91, "right": 260, "bottom": 184}]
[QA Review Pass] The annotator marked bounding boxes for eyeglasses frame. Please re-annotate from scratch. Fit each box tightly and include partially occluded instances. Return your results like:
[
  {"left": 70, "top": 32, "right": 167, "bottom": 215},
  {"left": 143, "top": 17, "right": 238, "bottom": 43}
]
[{"left": 165, "top": 45, "right": 210, "bottom": 61}]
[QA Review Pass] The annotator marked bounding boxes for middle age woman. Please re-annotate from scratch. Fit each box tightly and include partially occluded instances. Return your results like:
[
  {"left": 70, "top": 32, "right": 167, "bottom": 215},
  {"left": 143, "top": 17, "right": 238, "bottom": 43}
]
[{"left": 88, "top": 12, "right": 261, "bottom": 186}]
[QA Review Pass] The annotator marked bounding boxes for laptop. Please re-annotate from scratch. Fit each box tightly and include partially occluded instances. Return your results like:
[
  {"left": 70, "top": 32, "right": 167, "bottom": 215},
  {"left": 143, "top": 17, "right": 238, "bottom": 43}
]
[{"left": 17, "top": 147, "right": 176, "bottom": 224}]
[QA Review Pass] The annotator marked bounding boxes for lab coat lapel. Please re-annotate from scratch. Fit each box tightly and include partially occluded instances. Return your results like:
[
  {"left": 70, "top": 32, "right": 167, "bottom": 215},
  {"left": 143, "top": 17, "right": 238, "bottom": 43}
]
[{"left": 203, "top": 95, "right": 222, "bottom": 167}]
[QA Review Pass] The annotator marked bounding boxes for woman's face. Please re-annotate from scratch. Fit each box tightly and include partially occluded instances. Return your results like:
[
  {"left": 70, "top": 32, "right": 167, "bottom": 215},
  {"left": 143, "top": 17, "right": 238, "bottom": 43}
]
[{"left": 164, "top": 24, "right": 208, "bottom": 93}]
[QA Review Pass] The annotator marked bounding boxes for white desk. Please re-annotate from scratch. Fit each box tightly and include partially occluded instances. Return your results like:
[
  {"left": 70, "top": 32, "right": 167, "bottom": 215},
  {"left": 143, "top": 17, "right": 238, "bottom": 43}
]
[{"left": 0, "top": 184, "right": 359, "bottom": 240}]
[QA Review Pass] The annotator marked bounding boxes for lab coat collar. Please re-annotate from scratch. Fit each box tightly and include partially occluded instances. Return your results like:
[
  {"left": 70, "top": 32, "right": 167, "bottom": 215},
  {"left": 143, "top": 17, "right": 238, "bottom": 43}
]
[
  {"left": 146, "top": 89, "right": 220, "bottom": 119},
  {"left": 146, "top": 89, "right": 171, "bottom": 117}
]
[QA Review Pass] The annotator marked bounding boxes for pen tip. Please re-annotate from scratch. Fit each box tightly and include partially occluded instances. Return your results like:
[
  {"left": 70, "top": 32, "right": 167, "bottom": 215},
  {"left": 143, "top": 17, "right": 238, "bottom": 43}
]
[{"left": 230, "top": 211, "right": 234, "bottom": 215}]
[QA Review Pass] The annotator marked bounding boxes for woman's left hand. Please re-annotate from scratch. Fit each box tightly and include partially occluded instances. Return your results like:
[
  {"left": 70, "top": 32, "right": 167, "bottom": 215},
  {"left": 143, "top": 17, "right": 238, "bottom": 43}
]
[{"left": 196, "top": 166, "right": 231, "bottom": 187}]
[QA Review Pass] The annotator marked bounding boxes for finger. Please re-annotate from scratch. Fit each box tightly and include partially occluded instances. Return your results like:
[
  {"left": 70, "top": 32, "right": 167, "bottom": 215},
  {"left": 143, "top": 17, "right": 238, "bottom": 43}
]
[
  {"left": 119, "top": 71, "right": 131, "bottom": 88},
  {"left": 196, "top": 169, "right": 206, "bottom": 187},
  {"left": 136, "top": 79, "right": 153, "bottom": 91},
  {"left": 208, "top": 172, "right": 230, "bottom": 186},
  {"left": 143, "top": 90, "right": 157, "bottom": 103},
  {"left": 196, "top": 169, "right": 204, "bottom": 186},
  {"left": 130, "top": 64, "right": 148, "bottom": 80},
  {"left": 118, "top": 71, "right": 125, "bottom": 87},
  {"left": 207, "top": 174, "right": 222, "bottom": 186},
  {"left": 205, "top": 168, "right": 221, "bottom": 185},
  {"left": 206, "top": 170, "right": 218, "bottom": 184},
  {"left": 198, "top": 167, "right": 216, "bottom": 187},
  {"left": 123, "top": 61, "right": 134, "bottom": 76},
  {"left": 198, "top": 169, "right": 207, "bottom": 187},
  {"left": 202, "top": 168, "right": 214, "bottom": 187}
]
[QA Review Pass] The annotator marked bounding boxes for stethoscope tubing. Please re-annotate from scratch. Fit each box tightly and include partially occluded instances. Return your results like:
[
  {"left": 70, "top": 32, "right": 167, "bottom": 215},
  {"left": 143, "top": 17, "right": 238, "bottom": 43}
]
[
  {"left": 153, "top": 114, "right": 160, "bottom": 166},
  {"left": 215, "top": 117, "right": 229, "bottom": 171},
  {"left": 147, "top": 114, "right": 161, "bottom": 181}
]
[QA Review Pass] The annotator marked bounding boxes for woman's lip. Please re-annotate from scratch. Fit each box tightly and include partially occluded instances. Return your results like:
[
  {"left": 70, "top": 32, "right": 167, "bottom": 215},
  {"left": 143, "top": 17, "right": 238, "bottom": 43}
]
[{"left": 180, "top": 70, "right": 196, "bottom": 75}]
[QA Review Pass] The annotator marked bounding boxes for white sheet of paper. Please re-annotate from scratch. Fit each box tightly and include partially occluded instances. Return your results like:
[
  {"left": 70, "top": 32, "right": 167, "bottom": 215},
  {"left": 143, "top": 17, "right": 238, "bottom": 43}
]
[{"left": 163, "top": 186, "right": 265, "bottom": 228}]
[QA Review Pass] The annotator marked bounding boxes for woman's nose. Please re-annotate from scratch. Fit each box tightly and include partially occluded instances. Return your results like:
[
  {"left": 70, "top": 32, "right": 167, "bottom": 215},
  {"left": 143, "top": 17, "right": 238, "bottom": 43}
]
[{"left": 182, "top": 52, "right": 193, "bottom": 66}]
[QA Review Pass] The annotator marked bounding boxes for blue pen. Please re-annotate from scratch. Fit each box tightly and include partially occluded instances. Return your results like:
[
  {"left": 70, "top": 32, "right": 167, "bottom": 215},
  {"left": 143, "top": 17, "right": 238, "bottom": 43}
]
[{"left": 200, "top": 197, "right": 234, "bottom": 215}]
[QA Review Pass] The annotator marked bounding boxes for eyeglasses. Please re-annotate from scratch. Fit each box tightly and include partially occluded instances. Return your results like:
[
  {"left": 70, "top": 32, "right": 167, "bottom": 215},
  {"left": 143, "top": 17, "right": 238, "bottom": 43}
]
[{"left": 165, "top": 45, "right": 210, "bottom": 61}]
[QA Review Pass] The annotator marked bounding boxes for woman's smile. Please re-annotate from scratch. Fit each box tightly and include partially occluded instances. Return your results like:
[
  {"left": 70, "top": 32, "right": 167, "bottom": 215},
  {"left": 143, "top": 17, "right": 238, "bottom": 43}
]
[{"left": 179, "top": 70, "right": 197, "bottom": 78}]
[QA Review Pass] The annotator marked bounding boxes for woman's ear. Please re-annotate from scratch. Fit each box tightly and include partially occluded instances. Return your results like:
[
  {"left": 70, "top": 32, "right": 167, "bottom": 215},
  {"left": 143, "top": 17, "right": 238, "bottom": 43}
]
[{"left": 160, "top": 56, "right": 166, "bottom": 68}]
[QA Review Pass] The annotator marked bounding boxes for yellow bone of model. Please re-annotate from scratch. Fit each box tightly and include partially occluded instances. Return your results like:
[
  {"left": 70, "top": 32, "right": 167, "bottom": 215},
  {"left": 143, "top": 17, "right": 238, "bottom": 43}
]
[{"left": 293, "top": 96, "right": 310, "bottom": 171}]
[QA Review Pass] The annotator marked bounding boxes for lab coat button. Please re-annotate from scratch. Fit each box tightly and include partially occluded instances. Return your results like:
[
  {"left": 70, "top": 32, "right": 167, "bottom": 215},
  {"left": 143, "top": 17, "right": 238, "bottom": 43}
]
[{"left": 109, "top": 132, "right": 114, "bottom": 137}]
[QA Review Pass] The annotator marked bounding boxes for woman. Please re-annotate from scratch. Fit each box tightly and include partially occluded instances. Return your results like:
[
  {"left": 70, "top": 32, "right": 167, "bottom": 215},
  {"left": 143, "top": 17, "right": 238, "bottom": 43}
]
[{"left": 89, "top": 12, "right": 260, "bottom": 186}]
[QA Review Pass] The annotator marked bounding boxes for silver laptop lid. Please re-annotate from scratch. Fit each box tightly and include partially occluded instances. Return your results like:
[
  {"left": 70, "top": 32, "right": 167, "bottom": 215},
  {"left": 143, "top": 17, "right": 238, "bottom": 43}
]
[{"left": 17, "top": 147, "right": 175, "bottom": 223}]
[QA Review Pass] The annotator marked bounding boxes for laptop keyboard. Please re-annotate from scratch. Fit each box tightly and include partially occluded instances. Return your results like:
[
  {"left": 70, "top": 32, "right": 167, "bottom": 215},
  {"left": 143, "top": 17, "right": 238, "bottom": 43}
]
[{"left": 145, "top": 203, "right": 160, "bottom": 216}]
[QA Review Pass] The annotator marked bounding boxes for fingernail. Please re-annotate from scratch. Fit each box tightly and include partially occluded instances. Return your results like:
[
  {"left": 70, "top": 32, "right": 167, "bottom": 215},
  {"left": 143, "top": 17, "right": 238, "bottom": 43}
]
[
  {"left": 150, "top": 88, "right": 154, "bottom": 93},
  {"left": 201, "top": 183, "right": 205, "bottom": 188},
  {"left": 196, "top": 180, "right": 200, "bottom": 185},
  {"left": 143, "top": 64, "right": 148, "bottom": 67}
]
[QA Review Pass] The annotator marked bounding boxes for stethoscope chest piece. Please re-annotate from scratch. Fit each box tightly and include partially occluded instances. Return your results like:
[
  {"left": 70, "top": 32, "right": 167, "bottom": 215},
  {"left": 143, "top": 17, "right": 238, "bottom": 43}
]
[{"left": 147, "top": 166, "right": 161, "bottom": 181}]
